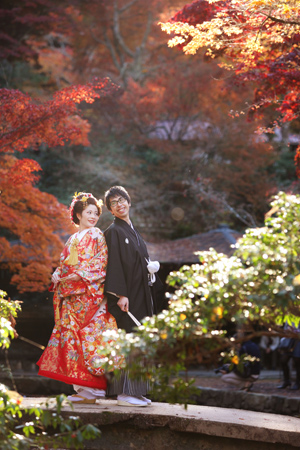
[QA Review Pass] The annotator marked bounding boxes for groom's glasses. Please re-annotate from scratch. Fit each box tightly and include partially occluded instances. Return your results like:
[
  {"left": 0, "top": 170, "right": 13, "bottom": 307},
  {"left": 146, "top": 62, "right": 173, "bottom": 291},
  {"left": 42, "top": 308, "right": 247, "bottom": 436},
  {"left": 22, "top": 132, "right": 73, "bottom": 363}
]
[{"left": 110, "top": 197, "right": 127, "bottom": 208}]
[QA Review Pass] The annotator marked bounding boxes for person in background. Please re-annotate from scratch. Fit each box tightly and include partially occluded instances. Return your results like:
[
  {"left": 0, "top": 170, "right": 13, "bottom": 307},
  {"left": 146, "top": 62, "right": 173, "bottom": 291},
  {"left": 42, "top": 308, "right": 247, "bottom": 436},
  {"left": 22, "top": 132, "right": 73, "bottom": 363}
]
[
  {"left": 259, "top": 335, "right": 279, "bottom": 370},
  {"left": 37, "top": 192, "right": 121, "bottom": 403},
  {"left": 220, "top": 336, "right": 261, "bottom": 392},
  {"left": 104, "top": 185, "right": 164, "bottom": 407},
  {"left": 277, "top": 322, "right": 300, "bottom": 390}
]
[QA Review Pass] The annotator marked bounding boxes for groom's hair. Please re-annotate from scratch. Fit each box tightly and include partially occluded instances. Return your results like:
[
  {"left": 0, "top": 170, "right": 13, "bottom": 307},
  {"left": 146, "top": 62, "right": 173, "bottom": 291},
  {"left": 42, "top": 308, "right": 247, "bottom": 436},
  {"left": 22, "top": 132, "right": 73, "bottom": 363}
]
[{"left": 104, "top": 186, "right": 131, "bottom": 211}]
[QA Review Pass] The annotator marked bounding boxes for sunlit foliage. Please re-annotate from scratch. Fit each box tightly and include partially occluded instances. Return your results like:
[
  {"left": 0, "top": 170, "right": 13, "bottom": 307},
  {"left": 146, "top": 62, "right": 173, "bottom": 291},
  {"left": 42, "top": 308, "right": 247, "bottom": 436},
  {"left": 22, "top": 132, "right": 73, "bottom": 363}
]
[
  {"left": 101, "top": 191, "right": 300, "bottom": 404},
  {"left": 160, "top": 1, "right": 300, "bottom": 125}
]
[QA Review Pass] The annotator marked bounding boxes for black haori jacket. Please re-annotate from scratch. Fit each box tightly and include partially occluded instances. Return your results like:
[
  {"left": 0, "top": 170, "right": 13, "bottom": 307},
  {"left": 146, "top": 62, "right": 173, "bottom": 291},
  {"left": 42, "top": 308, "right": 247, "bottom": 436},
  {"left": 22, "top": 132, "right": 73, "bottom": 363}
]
[{"left": 104, "top": 217, "right": 164, "bottom": 332}]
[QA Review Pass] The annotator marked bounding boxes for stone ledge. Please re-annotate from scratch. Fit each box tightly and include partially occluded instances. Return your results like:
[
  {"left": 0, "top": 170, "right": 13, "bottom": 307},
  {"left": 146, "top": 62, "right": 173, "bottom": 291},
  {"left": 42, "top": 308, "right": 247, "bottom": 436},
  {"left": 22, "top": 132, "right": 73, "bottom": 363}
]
[
  {"left": 21, "top": 398, "right": 300, "bottom": 449},
  {"left": 195, "top": 387, "right": 300, "bottom": 416},
  {"left": 3, "top": 375, "right": 300, "bottom": 417}
]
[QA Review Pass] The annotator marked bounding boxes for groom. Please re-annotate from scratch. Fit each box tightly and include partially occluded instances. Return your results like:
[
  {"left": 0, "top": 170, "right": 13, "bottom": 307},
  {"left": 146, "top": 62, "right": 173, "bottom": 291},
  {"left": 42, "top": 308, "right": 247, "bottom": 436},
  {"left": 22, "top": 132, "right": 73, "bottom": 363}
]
[{"left": 104, "top": 185, "right": 164, "bottom": 406}]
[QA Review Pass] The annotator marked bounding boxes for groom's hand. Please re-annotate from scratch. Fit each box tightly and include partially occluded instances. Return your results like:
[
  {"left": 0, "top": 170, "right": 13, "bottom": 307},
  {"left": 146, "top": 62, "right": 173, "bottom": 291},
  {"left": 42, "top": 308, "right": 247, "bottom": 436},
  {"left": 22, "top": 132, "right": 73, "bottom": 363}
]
[{"left": 117, "top": 296, "right": 129, "bottom": 312}]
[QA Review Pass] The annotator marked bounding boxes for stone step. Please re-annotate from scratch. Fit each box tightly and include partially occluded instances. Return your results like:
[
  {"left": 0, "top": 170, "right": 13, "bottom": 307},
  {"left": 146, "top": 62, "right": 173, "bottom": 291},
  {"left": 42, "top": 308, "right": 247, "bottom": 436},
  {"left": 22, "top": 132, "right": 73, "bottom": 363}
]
[
  {"left": 20, "top": 398, "right": 300, "bottom": 450},
  {"left": 2, "top": 374, "right": 300, "bottom": 417}
]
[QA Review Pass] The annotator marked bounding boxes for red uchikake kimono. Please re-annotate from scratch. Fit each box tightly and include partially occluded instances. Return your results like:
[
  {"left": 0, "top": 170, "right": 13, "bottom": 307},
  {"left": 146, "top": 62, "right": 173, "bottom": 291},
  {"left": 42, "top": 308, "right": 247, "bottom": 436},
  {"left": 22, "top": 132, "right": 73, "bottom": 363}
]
[{"left": 37, "top": 227, "right": 121, "bottom": 389}]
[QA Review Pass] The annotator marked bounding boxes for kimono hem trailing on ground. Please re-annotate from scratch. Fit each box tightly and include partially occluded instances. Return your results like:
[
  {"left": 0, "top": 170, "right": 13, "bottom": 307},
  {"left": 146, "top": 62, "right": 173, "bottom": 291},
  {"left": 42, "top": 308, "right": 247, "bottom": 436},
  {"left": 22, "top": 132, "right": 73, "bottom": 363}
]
[{"left": 37, "top": 227, "right": 120, "bottom": 389}]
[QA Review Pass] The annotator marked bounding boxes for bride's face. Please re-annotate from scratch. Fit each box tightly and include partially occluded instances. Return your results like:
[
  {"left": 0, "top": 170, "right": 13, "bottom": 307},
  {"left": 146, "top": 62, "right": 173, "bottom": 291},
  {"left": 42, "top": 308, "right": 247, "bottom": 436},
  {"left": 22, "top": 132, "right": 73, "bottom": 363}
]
[{"left": 77, "top": 204, "right": 99, "bottom": 230}]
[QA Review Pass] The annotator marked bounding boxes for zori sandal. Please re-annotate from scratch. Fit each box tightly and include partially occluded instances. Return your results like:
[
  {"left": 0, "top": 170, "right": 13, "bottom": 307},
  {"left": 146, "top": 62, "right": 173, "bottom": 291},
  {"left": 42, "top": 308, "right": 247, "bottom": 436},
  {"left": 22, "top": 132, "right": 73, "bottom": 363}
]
[{"left": 67, "top": 394, "right": 96, "bottom": 404}]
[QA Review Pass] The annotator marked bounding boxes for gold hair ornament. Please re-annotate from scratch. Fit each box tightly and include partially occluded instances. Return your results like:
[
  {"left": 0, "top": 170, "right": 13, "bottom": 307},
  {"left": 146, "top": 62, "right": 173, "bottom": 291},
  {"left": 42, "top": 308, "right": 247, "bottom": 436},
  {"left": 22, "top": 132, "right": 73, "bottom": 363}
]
[{"left": 69, "top": 192, "right": 103, "bottom": 226}]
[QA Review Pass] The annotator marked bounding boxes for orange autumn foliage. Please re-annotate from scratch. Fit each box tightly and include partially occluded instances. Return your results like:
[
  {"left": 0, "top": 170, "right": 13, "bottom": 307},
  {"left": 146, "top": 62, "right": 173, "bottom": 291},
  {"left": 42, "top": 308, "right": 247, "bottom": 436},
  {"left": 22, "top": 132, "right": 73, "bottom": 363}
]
[
  {"left": 0, "top": 79, "right": 115, "bottom": 153},
  {"left": 160, "top": 1, "right": 300, "bottom": 126},
  {"left": 0, "top": 154, "right": 73, "bottom": 292},
  {"left": 0, "top": 78, "right": 117, "bottom": 292}
]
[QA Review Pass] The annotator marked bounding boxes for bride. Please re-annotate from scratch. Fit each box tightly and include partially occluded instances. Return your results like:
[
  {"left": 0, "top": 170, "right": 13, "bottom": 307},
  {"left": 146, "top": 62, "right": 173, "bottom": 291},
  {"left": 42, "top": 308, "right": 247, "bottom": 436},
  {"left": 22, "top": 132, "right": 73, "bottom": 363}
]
[{"left": 37, "top": 192, "right": 121, "bottom": 403}]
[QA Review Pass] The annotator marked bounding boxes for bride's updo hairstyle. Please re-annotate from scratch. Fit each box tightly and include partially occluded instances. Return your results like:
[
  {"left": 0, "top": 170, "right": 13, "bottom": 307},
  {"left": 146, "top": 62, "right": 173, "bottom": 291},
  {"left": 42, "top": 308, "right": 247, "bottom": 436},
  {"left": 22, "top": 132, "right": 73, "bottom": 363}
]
[{"left": 69, "top": 192, "right": 103, "bottom": 226}]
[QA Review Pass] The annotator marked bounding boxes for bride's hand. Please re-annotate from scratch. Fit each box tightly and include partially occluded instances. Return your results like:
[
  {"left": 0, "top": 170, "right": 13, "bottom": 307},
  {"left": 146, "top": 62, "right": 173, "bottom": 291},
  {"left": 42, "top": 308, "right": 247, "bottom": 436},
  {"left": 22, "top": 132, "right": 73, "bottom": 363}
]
[
  {"left": 51, "top": 272, "right": 61, "bottom": 284},
  {"left": 66, "top": 274, "right": 80, "bottom": 282}
]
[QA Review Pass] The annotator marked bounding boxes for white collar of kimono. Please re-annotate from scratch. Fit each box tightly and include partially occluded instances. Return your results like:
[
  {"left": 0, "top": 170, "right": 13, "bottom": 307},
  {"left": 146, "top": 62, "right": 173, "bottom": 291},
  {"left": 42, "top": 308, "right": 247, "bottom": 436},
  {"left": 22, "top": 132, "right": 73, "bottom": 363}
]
[{"left": 70, "top": 227, "right": 90, "bottom": 244}]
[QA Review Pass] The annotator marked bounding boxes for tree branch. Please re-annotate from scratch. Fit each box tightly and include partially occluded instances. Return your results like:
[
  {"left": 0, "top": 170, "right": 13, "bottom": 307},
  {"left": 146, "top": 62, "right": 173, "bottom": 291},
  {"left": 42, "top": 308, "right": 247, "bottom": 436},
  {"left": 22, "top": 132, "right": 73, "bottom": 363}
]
[
  {"left": 267, "top": 14, "right": 300, "bottom": 26},
  {"left": 119, "top": 0, "right": 139, "bottom": 14},
  {"left": 113, "top": 2, "right": 135, "bottom": 58}
]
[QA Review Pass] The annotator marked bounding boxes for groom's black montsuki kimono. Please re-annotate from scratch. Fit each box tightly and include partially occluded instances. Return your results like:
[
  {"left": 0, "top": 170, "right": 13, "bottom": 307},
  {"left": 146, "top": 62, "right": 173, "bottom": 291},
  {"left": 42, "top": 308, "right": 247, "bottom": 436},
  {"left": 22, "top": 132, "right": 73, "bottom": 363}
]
[{"left": 104, "top": 217, "right": 164, "bottom": 332}]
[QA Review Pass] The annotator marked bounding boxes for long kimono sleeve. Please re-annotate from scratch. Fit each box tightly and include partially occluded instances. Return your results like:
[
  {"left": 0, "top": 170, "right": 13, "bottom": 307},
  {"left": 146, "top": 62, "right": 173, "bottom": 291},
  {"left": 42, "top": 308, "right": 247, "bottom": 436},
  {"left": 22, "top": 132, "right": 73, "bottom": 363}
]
[
  {"left": 56, "top": 229, "right": 107, "bottom": 300},
  {"left": 104, "top": 227, "right": 128, "bottom": 298},
  {"left": 48, "top": 244, "right": 67, "bottom": 292}
]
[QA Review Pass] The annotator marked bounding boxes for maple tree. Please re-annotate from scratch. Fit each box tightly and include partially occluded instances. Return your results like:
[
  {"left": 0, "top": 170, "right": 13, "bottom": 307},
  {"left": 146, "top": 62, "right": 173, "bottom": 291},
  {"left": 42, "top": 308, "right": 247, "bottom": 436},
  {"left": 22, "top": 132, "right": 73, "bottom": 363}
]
[
  {"left": 63, "top": 0, "right": 185, "bottom": 86},
  {"left": 0, "top": 78, "right": 117, "bottom": 292},
  {"left": 59, "top": 0, "right": 278, "bottom": 232},
  {"left": 0, "top": 0, "right": 286, "bottom": 249},
  {"left": 1, "top": 0, "right": 276, "bottom": 235},
  {"left": 95, "top": 54, "right": 276, "bottom": 232},
  {"left": 160, "top": 1, "right": 300, "bottom": 128},
  {"left": 0, "top": 0, "right": 68, "bottom": 63}
]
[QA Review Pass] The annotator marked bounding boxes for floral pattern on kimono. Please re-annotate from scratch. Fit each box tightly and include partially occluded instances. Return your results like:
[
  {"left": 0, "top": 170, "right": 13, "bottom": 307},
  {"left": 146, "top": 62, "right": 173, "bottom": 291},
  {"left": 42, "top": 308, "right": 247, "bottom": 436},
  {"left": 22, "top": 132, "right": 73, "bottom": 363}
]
[{"left": 37, "top": 227, "right": 122, "bottom": 388}]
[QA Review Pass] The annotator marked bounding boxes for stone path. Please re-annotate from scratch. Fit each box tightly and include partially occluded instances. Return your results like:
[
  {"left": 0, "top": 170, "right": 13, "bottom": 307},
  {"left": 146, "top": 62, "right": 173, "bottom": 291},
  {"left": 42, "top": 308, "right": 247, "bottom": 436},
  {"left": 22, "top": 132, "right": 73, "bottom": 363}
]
[
  {"left": 191, "top": 369, "right": 300, "bottom": 398},
  {"left": 21, "top": 397, "right": 300, "bottom": 449}
]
